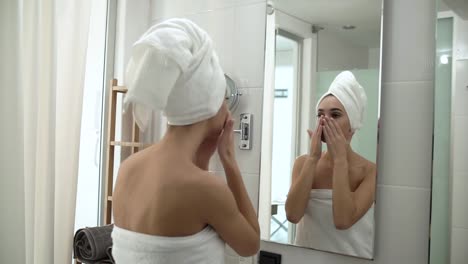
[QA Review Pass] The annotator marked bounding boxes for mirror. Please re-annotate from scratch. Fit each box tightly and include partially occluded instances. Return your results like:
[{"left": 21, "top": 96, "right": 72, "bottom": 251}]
[
  {"left": 225, "top": 74, "right": 241, "bottom": 111},
  {"left": 259, "top": 0, "right": 383, "bottom": 259}
]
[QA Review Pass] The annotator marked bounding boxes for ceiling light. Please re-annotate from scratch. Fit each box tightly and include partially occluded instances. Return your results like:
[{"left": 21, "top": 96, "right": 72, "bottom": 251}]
[{"left": 342, "top": 25, "right": 356, "bottom": 30}]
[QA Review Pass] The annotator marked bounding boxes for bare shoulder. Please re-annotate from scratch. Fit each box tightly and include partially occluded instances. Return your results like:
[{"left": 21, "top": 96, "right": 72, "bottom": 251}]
[
  {"left": 117, "top": 148, "right": 147, "bottom": 172},
  {"left": 190, "top": 171, "right": 237, "bottom": 218},
  {"left": 296, "top": 154, "right": 308, "bottom": 162},
  {"left": 193, "top": 170, "right": 230, "bottom": 197},
  {"left": 364, "top": 159, "right": 377, "bottom": 178},
  {"left": 294, "top": 154, "right": 309, "bottom": 167},
  {"left": 295, "top": 153, "right": 325, "bottom": 163},
  {"left": 356, "top": 154, "right": 377, "bottom": 179}
]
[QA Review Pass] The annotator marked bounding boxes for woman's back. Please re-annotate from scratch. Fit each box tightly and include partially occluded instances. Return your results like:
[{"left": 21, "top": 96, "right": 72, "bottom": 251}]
[
  {"left": 113, "top": 144, "right": 218, "bottom": 237},
  {"left": 112, "top": 144, "right": 229, "bottom": 264}
]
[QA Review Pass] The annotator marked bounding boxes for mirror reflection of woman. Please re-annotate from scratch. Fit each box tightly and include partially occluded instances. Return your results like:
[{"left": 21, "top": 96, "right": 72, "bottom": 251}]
[{"left": 285, "top": 71, "right": 376, "bottom": 258}]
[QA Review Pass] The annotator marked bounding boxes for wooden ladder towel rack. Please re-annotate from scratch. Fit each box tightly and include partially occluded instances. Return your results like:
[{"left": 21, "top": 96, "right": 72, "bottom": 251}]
[{"left": 103, "top": 78, "right": 147, "bottom": 224}]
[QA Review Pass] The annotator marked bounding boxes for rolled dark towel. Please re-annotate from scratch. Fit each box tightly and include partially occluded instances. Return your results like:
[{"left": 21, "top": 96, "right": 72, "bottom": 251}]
[
  {"left": 73, "top": 224, "right": 114, "bottom": 263},
  {"left": 106, "top": 246, "right": 115, "bottom": 264}
]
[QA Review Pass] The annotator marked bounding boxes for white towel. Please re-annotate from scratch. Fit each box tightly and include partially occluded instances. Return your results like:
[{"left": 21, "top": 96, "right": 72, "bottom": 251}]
[
  {"left": 111, "top": 225, "right": 225, "bottom": 264},
  {"left": 316, "top": 71, "right": 367, "bottom": 131},
  {"left": 124, "top": 18, "right": 226, "bottom": 130},
  {"left": 294, "top": 189, "right": 374, "bottom": 259}
]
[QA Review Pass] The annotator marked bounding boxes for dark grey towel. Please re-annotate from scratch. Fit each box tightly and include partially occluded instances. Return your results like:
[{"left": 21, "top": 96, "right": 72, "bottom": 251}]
[{"left": 73, "top": 224, "right": 114, "bottom": 264}]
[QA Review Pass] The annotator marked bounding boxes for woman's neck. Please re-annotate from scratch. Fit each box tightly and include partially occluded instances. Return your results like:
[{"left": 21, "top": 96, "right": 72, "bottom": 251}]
[
  {"left": 322, "top": 145, "right": 360, "bottom": 165},
  {"left": 160, "top": 124, "right": 208, "bottom": 162}
]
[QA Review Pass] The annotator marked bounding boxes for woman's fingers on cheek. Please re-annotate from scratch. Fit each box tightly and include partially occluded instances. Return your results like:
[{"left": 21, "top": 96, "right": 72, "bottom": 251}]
[
  {"left": 324, "top": 121, "right": 333, "bottom": 139},
  {"left": 319, "top": 124, "right": 323, "bottom": 135},
  {"left": 323, "top": 118, "right": 329, "bottom": 132},
  {"left": 332, "top": 118, "right": 342, "bottom": 135},
  {"left": 323, "top": 125, "right": 330, "bottom": 142},
  {"left": 317, "top": 118, "right": 323, "bottom": 131},
  {"left": 328, "top": 118, "right": 338, "bottom": 134},
  {"left": 326, "top": 118, "right": 335, "bottom": 135},
  {"left": 334, "top": 119, "right": 344, "bottom": 137}
]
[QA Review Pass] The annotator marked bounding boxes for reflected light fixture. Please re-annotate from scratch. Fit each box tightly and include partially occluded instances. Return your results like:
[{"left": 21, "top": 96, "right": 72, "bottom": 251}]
[{"left": 440, "top": 54, "right": 449, "bottom": 64}]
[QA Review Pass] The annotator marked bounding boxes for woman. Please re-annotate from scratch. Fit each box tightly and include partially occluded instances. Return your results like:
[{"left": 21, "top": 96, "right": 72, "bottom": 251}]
[
  {"left": 285, "top": 71, "right": 376, "bottom": 258},
  {"left": 111, "top": 18, "right": 260, "bottom": 263}
]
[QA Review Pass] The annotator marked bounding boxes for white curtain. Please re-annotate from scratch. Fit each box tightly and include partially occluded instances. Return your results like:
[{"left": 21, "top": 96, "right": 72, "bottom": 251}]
[{"left": 0, "top": 0, "right": 91, "bottom": 263}]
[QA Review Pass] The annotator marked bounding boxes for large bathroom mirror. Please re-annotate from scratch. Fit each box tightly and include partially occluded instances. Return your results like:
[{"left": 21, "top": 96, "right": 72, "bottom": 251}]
[{"left": 258, "top": 0, "right": 383, "bottom": 259}]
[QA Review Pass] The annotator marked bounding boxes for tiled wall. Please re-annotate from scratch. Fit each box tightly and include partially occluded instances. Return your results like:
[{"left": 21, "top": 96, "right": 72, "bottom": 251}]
[
  {"left": 450, "top": 17, "right": 468, "bottom": 264},
  {"left": 261, "top": 0, "right": 436, "bottom": 263}
]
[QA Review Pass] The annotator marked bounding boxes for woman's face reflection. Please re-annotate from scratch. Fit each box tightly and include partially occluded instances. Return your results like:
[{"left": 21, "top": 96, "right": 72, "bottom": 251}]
[{"left": 317, "top": 95, "right": 353, "bottom": 142}]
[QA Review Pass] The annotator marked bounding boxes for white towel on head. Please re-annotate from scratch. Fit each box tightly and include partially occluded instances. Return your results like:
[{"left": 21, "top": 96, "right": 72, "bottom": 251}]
[
  {"left": 316, "top": 71, "right": 367, "bottom": 131},
  {"left": 124, "top": 18, "right": 226, "bottom": 130}
]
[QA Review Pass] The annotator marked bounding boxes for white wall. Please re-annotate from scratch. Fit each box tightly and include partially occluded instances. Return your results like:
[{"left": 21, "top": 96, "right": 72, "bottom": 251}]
[
  {"left": 276, "top": 8, "right": 375, "bottom": 72},
  {"left": 450, "top": 16, "right": 468, "bottom": 264},
  {"left": 0, "top": 1, "right": 26, "bottom": 263},
  {"left": 369, "top": 48, "right": 381, "bottom": 69},
  {"left": 261, "top": 0, "right": 436, "bottom": 263},
  {"left": 317, "top": 30, "right": 370, "bottom": 71}
]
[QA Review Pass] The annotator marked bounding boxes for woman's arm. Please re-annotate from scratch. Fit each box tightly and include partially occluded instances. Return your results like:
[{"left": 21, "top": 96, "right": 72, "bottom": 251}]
[
  {"left": 195, "top": 135, "right": 219, "bottom": 170},
  {"left": 330, "top": 157, "right": 353, "bottom": 229},
  {"left": 331, "top": 162, "right": 376, "bottom": 229},
  {"left": 285, "top": 120, "right": 323, "bottom": 223},
  {"left": 221, "top": 157, "right": 260, "bottom": 236},
  {"left": 202, "top": 175, "right": 260, "bottom": 257},
  {"left": 285, "top": 156, "right": 318, "bottom": 223},
  {"left": 204, "top": 116, "right": 259, "bottom": 256},
  {"left": 323, "top": 117, "right": 376, "bottom": 229}
]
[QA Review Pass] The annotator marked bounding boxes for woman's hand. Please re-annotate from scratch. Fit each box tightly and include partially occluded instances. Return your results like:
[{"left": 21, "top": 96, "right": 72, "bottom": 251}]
[
  {"left": 307, "top": 117, "right": 323, "bottom": 161},
  {"left": 197, "top": 134, "right": 219, "bottom": 159},
  {"left": 322, "top": 116, "right": 348, "bottom": 162},
  {"left": 217, "top": 113, "right": 236, "bottom": 164}
]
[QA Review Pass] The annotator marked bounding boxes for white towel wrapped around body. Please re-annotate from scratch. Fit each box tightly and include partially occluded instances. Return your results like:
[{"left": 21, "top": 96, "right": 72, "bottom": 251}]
[
  {"left": 111, "top": 225, "right": 225, "bottom": 264},
  {"left": 294, "top": 189, "right": 374, "bottom": 259},
  {"left": 316, "top": 71, "right": 367, "bottom": 131},
  {"left": 124, "top": 18, "right": 226, "bottom": 130}
]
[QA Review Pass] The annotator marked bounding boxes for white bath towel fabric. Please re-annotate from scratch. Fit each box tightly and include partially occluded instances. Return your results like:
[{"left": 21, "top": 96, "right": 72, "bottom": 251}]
[
  {"left": 111, "top": 225, "right": 225, "bottom": 264},
  {"left": 316, "top": 71, "right": 367, "bottom": 131},
  {"left": 294, "top": 189, "right": 374, "bottom": 259},
  {"left": 124, "top": 18, "right": 226, "bottom": 131}
]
